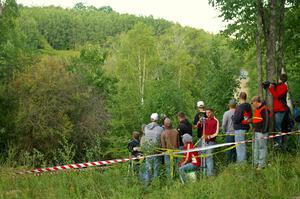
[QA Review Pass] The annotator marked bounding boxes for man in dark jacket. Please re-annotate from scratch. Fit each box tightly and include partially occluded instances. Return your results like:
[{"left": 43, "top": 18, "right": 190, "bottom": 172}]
[
  {"left": 177, "top": 112, "right": 193, "bottom": 148},
  {"left": 233, "top": 92, "right": 252, "bottom": 163},
  {"left": 251, "top": 96, "right": 269, "bottom": 170},
  {"left": 193, "top": 101, "right": 207, "bottom": 139}
]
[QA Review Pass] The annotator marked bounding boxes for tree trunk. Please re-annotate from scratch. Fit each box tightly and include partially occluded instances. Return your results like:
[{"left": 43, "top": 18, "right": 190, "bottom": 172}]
[
  {"left": 266, "top": 0, "right": 277, "bottom": 132},
  {"left": 138, "top": 49, "right": 143, "bottom": 105},
  {"left": 141, "top": 53, "right": 146, "bottom": 105},
  {"left": 256, "top": 0, "right": 264, "bottom": 97},
  {"left": 277, "top": 0, "right": 285, "bottom": 74}
]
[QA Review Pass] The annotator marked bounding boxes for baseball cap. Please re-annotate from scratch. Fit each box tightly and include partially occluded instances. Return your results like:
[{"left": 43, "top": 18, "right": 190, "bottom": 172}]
[
  {"left": 150, "top": 113, "right": 159, "bottom": 121},
  {"left": 197, "top": 101, "right": 205, "bottom": 107}
]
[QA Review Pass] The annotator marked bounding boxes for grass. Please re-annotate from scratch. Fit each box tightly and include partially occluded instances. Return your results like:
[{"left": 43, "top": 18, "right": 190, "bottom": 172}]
[{"left": 1, "top": 150, "right": 300, "bottom": 199}]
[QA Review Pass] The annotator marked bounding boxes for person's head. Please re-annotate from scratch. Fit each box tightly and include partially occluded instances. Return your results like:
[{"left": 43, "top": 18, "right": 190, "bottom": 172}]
[
  {"left": 182, "top": 133, "right": 193, "bottom": 145},
  {"left": 150, "top": 113, "right": 159, "bottom": 122},
  {"left": 228, "top": 99, "right": 237, "bottom": 109},
  {"left": 197, "top": 101, "right": 205, "bottom": 111},
  {"left": 206, "top": 108, "right": 214, "bottom": 118},
  {"left": 279, "top": 74, "right": 288, "bottom": 83},
  {"left": 177, "top": 111, "right": 186, "bottom": 121},
  {"left": 161, "top": 114, "right": 167, "bottom": 125},
  {"left": 239, "top": 92, "right": 247, "bottom": 102},
  {"left": 251, "top": 96, "right": 262, "bottom": 109},
  {"left": 163, "top": 118, "right": 172, "bottom": 129},
  {"left": 132, "top": 131, "right": 140, "bottom": 140}
]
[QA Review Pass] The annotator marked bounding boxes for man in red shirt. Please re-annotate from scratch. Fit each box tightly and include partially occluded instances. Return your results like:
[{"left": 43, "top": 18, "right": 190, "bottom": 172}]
[
  {"left": 268, "top": 74, "right": 288, "bottom": 147},
  {"left": 202, "top": 108, "right": 219, "bottom": 176}
]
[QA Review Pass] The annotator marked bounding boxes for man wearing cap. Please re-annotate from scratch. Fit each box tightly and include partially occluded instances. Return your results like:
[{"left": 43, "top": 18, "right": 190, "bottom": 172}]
[
  {"left": 193, "top": 101, "right": 207, "bottom": 140},
  {"left": 160, "top": 118, "right": 179, "bottom": 177},
  {"left": 222, "top": 99, "right": 237, "bottom": 163},
  {"left": 141, "top": 113, "right": 163, "bottom": 184}
]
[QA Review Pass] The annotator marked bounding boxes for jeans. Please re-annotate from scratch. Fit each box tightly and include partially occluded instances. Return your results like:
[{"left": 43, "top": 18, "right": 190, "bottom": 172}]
[
  {"left": 235, "top": 130, "right": 247, "bottom": 163},
  {"left": 140, "top": 156, "right": 159, "bottom": 184},
  {"left": 225, "top": 134, "right": 236, "bottom": 163},
  {"left": 274, "top": 112, "right": 286, "bottom": 145},
  {"left": 179, "top": 163, "right": 198, "bottom": 183},
  {"left": 252, "top": 132, "right": 268, "bottom": 168},
  {"left": 164, "top": 155, "right": 170, "bottom": 177},
  {"left": 202, "top": 141, "right": 215, "bottom": 176}
]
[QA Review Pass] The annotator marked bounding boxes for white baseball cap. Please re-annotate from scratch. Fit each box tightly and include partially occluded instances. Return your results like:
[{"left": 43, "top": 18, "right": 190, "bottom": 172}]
[
  {"left": 150, "top": 113, "right": 159, "bottom": 121},
  {"left": 197, "top": 101, "right": 205, "bottom": 107}
]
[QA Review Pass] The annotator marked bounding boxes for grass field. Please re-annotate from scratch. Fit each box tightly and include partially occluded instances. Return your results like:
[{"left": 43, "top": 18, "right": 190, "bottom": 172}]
[{"left": 1, "top": 150, "right": 300, "bottom": 199}]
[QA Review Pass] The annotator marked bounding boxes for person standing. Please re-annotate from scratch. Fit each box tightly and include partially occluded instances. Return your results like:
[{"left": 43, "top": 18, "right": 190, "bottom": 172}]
[
  {"left": 127, "top": 131, "right": 143, "bottom": 175},
  {"left": 202, "top": 108, "right": 219, "bottom": 176},
  {"left": 193, "top": 101, "right": 207, "bottom": 139},
  {"left": 267, "top": 74, "right": 289, "bottom": 147},
  {"left": 251, "top": 96, "right": 269, "bottom": 170},
  {"left": 177, "top": 112, "right": 193, "bottom": 148},
  {"left": 141, "top": 113, "right": 163, "bottom": 184},
  {"left": 222, "top": 99, "right": 237, "bottom": 163},
  {"left": 160, "top": 118, "right": 180, "bottom": 177},
  {"left": 233, "top": 92, "right": 252, "bottom": 163}
]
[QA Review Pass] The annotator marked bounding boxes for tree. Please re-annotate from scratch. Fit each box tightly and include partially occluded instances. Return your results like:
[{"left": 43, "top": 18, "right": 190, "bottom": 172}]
[{"left": 208, "top": 0, "right": 298, "bottom": 130}]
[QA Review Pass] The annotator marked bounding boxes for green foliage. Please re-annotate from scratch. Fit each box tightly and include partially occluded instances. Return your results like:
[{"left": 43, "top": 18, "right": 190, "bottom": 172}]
[
  {"left": 285, "top": 5, "right": 300, "bottom": 100},
  {"left": 7, "top": 57, "right": 110, "bottom": 163},
  {"left": 199, "top": 37, "right": 240, "bottom": 118},
  {"left": 53, "top": 136, "right": 75, "bottom": 165},
  {"left": 68, "top": 44, "right": 117, "bottom": 97},
  {"left": 0, "top": 0, "right": 34, "bottom": 82},
  {"left": 19, "top": 6, "right": 173, "bottom": 50},
  {"left": 107, "top": 23, "right": 240, "bottom": 136}
]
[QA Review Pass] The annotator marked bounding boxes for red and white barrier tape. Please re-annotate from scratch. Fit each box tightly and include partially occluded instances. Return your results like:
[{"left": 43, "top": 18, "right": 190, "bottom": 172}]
[
  {"left": 16, "top": 153, "right": 164, "bottom": 175},
  {"left": 16, "top": 131, "right": 298, "bottom": 175}
]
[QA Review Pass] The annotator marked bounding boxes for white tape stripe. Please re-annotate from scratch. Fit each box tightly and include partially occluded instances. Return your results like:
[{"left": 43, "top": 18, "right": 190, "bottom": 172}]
[{"left": 174, "top": 131, "right": 296, "bottom": 154}]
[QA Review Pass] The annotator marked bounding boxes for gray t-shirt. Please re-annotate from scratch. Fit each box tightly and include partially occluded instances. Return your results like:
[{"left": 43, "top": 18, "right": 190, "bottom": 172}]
[
  {"left": 222, "top": 109, "right": 235, "bottom": 134},
  {"left": 143, "top": 122, "right": 163, "bottom": 152}
]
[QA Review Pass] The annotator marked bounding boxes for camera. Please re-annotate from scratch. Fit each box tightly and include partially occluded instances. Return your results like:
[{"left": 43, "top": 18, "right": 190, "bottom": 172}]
[
  {"left": 262, "top": 81, "right": 270, "bottom": 89},
  {"left": 262, "top": 81, "right": 276, "bottom": 89}
]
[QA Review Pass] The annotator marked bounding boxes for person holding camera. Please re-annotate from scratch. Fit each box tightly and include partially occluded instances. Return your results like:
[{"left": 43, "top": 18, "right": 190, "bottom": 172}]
[
  {"left": 264, "top": 74, "right": 288, "bottom": 147},
  {"left": 193, "top": 101, "right": 207, "bottom": 140}
]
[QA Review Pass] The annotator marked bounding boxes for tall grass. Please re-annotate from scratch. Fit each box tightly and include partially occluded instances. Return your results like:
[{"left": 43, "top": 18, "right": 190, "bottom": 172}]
[{"left": 1, "top": 151, "right": 300, "bottom": 199}]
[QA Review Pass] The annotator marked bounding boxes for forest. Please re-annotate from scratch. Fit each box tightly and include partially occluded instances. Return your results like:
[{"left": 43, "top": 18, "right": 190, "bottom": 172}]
[{"left": 0, "top": 0, "right": 300, "bottom": 198}]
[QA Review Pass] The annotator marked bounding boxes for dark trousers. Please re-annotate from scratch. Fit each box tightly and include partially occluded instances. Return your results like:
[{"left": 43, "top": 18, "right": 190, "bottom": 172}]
[{"left": 225, "top": 135, "right": 236, "bottom": 163}]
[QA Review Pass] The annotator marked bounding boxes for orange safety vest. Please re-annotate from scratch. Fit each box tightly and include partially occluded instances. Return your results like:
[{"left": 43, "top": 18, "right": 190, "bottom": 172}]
[{"left": 253, "top": 105, "right": 268, "bottom": 124}]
